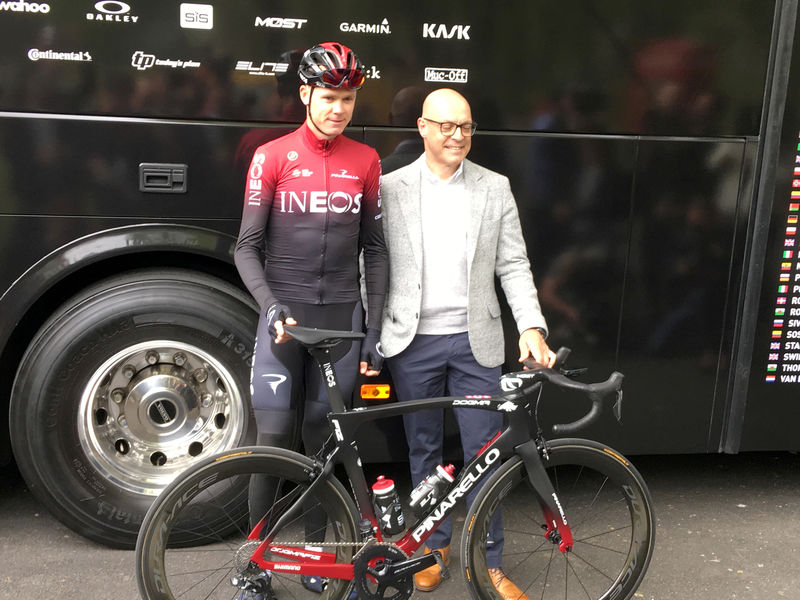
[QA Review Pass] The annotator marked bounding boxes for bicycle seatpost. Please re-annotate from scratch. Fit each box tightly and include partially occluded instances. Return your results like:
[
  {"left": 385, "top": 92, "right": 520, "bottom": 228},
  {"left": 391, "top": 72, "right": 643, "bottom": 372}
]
[{"left": 307, "top": 346, "right": 348, "bottom": 413}]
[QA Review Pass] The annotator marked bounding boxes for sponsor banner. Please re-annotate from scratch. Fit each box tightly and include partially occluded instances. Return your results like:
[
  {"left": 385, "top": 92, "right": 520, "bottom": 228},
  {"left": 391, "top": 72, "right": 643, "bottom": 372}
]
[
  {"left": 0, "top": 1, "right": 50, "bottom": 12},
  {"left": 180, "top": 3, "right": 212, "bottom": 29},
  {"left": 235, "top": 60, "right": 290, "bottom": 77},
  {"left": 424, "top": 67, "right": 468, "bottom": 84},
  {"left": 131, "top": 51, "right": 200, "bottom": 71},
  {"left": 87, "top": 0, "right": 139, "bottom": 23},
  {"left": 28, "top": 48, "right": 92, "bottom": 62}
]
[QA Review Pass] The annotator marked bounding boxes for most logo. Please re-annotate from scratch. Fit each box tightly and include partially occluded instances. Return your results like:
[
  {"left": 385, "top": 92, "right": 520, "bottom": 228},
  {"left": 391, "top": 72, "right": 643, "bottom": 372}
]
[
  {"left": 254, "top": 16, "right": 307, "bottom": 29},
  {"left": 87, "top": 1, "right": 139, "bottom": 23}
]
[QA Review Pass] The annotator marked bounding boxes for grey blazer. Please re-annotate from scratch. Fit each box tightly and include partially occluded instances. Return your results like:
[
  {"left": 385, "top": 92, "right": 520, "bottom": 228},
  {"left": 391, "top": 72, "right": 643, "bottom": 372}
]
[{"left": 379, "top": 157, "right": 548, "bottom": 368}]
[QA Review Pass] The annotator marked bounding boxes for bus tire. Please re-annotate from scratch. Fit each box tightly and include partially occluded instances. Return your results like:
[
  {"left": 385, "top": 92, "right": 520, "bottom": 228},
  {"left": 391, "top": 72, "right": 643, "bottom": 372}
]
[{"left": 9, "top": 268, "right": 258, "bottom": 549}]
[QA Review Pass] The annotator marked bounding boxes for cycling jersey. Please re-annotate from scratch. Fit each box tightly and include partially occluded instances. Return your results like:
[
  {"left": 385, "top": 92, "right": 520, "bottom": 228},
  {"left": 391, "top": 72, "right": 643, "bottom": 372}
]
[{"left": 235, "top": 122, "right": 386, "bottom": 327}]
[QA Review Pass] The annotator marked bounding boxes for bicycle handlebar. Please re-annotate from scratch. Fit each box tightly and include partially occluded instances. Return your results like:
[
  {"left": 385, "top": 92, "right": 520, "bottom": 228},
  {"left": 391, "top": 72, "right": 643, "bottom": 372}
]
[{"left": 519, "top": 349, "right": 624, "bottom": 435}]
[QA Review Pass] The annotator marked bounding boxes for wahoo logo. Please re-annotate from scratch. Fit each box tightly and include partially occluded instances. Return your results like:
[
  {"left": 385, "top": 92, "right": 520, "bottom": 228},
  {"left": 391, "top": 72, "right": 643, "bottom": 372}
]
[
  {"left": 423, "top": 23, "right": 470, "bottom": 40},
  {"left": 261, "top": 374, "right": 287, "bottom": 393}
]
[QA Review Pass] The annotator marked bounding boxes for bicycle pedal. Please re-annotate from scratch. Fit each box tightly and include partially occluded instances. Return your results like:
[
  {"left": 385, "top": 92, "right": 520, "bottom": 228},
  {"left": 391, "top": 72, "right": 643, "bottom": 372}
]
[{"left": 433, "top": 552, "right": 451, "bottom": 580}]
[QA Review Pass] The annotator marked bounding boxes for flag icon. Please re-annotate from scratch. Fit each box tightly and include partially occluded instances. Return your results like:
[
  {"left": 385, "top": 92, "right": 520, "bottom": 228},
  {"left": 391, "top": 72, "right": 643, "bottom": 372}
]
[
  {"left": 771, "top": 342, "right": 781, "bottom": 349},
  {"left": 767, "top": 363, "right": 778, "bottom": 371},
  {"left": 781, "top": 262, "right": 792, "bottom": 270},
  {"left": 766, "top": 374, "right": 776, "bottom": 382},
  {"left": 779, "top": 285, "right": 789, "bottom": 293},
  {"left": 780, "top": 273, "right": 790, "bottom": 282},
  {"left": 769, "top": 353, "right": 779, "bottom": 360},
  {"left": 772, "top": 330, "right": 783, "bottom": 338},
  {"left": 778, "top": 296, "right": 787, "bottom": 304},
  {"left": 786, "top": 239, "right": 796, "bottom": 246},
  {"left": 776, "top": 307, "right": 786, "bottom": 316},
  {"left": 791, "top": 202, "right": 800, "bottom": 211},
  {"left": 774, "top": 319, "right": 784, "bottom": 327},
  {"left": 787, "top": 226, "right": 797, "bottom": 235},
  {"left": 792, "top": 191, "right": 800, "bottom": 199},
  {"left": 784, "top": 250, "right": 794, "bottom": 258},
  {"left": 789, "top": 215, "right": 799, "bottom": 224}
]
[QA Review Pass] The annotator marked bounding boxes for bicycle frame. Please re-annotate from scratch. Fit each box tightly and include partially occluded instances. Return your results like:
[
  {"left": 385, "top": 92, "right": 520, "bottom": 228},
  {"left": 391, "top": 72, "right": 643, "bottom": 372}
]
[{"left": 244, "top": 345, "right": 574, "bottom": 582}]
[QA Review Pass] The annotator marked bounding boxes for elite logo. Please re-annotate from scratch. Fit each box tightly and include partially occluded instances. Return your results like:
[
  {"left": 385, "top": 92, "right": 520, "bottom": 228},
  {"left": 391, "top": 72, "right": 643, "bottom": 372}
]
[
  {"left": 235, "top": 61, "right": 289, "bottom": 77},
  {"left": 423, "top": 23, "right": 471, "bottom": 40}
]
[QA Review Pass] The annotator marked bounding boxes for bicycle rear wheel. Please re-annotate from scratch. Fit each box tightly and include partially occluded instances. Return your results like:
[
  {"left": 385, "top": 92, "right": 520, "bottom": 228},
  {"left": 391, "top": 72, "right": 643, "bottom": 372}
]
[
  {"left": 136, "top": 446, "right": 360, "bottom": 600},
  {"left": 462, "top": 439, "right": 655, "bottom": 600}
]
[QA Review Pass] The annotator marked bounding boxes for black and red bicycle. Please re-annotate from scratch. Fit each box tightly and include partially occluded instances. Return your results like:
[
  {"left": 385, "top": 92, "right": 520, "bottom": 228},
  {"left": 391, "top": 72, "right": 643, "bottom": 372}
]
[{"left": 135, "top": 325, "right": 655, "bottom": 600}]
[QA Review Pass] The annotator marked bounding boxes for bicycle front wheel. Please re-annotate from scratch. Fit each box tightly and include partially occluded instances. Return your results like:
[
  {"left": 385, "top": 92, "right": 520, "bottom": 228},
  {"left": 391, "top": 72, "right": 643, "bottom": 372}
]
[
  {"left": 462, "top": 439, "right": 655, "bottom": 600},
  {"left": 136, "top": 446, "right": 360, "bottom": 600}
]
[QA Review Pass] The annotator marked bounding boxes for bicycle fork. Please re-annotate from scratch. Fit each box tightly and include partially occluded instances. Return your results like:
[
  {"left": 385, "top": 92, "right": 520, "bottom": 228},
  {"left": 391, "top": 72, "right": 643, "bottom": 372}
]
[{"left": 516, "top": 439, "right": 574, "bottom": 553}]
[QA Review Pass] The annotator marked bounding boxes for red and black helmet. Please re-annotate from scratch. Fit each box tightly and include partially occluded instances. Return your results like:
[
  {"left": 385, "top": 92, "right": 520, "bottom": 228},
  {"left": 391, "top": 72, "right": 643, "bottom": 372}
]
[{"left": 298, "top": 42, "right": 366, "bottom": 90}]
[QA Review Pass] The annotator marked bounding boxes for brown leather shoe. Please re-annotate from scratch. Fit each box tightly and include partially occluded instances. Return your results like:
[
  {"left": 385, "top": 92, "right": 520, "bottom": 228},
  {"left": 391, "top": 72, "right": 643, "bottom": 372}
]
[
  {"left": 413, "top": 545, "right": 450, "bottom": 591},
  {"left": 488, "top": 568, "right": 530, "bottom": 600}
]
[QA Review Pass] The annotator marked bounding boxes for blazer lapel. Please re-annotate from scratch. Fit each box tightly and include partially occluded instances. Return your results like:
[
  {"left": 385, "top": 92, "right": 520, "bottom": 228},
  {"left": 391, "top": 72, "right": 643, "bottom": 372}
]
[
  {"left": 395, "top": 164, "right": 424, "bottom": 270},
  {"left": 466, "top": 160, "right": 486, "bottom": 268}
]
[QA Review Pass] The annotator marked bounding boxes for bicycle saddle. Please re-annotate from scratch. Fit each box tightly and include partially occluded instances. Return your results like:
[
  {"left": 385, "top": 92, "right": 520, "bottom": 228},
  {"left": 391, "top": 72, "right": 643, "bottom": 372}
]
[{"left": 284, "top": 324, "right": 365, "bottom": 348}]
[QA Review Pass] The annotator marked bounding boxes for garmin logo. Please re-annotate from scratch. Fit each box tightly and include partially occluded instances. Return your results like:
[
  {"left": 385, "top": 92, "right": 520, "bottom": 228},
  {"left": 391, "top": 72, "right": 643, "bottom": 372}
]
[
  {"left": 180, "top": 3, "right": 212, "bottom": 29},
  {"left": 87, "top": 1, "right": 139, "bottom": 23},
  {"left": 339, "top": 18, "right": 390, "bottom": 34},
  {"left": 0, "top": 1, "right": 50, "bottom": 12},
  {"left": 423, "top": 23, "right": 471, "bottom": 40},
  {"left": 254, "top": 16, "right": 306, "bottom": 29}
]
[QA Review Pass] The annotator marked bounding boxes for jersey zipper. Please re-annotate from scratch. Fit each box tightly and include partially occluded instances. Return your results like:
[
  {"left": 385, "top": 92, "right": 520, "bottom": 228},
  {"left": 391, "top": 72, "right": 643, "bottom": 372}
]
[{"left": 319, "top": 139, "right": 330, "bottom": 304}]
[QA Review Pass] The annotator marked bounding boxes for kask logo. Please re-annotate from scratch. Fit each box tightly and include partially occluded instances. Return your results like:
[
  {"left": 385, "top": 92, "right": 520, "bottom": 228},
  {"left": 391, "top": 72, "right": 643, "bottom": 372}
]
[
  {"left": 180, "top": 3, "right": 212, "bottom": 29},
  {"left": 423, "top": 23, "right": 470, "bottom": 40}
]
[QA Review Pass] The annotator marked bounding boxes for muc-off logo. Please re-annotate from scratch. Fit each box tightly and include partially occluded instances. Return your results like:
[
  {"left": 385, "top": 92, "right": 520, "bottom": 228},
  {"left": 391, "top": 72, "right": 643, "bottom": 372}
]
[
  {"left": 235, "top": 61, "right": 289, "bottom": 77},
  {"left": 423, "top": 23, "right": 470, "bottom": 40},
  {"left": 424, "top": 67, "right": 468, "bottom": 84},
  {"left": 254, "top": 16, "right": 307, "bottom": 29}
]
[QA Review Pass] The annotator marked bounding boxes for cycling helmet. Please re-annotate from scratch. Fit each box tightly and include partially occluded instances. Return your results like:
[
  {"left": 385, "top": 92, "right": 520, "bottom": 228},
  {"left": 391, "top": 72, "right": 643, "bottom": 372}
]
[{"left": 298, "top": 42, "right": 365, "bottom": 90}]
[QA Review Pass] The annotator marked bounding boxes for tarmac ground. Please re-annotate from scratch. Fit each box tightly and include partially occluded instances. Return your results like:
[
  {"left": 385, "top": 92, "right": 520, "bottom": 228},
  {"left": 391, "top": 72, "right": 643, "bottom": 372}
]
[{"left": 1, "top": 451, "right": 798, "bottom": 599}]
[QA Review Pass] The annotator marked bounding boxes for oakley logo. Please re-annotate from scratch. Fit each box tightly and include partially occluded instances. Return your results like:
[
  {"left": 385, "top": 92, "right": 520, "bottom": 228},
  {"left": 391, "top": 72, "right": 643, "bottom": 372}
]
[
  {"left": 87, "top": 1, "right": 138, "bottom": 22},
  {"left": 261, "top": 374, "right": 287, "bottom": 394},
  {"left": 423, "top": 23, "right": 470, "bottom": 40},
  {"left": 255, "top": 16, "right": 306, "bottom": 29}
]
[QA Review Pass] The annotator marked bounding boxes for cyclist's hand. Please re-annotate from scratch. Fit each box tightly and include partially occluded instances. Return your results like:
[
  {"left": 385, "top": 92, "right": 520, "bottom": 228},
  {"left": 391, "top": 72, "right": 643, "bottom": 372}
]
[
  {"left": 359, "top": 328, "right": 383, "bottom": 376},
  {"left": 266, "top": 302, "right": 296, "bottom": 344},
  {"left": 519, "top": 328, "right": 556, "bottom": 368}
]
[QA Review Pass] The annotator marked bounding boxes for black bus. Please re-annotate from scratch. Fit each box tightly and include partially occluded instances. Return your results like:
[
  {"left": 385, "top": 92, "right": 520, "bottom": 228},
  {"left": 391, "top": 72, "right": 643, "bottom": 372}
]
[{"left": 1, "top": 1, "right": 798, "bottom": 547}]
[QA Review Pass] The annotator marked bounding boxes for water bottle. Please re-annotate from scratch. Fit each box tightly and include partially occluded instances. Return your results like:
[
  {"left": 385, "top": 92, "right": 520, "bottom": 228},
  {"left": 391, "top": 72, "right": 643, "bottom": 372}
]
[
  {"left": 371, "top": 475, "right": 405, "bottom": 535},
  {"left": 408, "top": 464, "right": 456, "bottom": 516}
]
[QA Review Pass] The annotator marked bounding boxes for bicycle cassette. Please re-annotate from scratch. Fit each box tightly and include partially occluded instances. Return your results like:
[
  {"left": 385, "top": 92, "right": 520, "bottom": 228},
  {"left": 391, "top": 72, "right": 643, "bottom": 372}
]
[{"left": 352, "top": 543, "right": 413, "bottom": 600}]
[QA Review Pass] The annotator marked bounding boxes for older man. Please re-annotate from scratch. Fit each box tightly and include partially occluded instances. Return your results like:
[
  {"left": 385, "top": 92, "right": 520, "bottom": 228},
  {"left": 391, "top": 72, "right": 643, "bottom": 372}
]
[{"left": 380, "top": 88, "right": 555, "bottom": 600}]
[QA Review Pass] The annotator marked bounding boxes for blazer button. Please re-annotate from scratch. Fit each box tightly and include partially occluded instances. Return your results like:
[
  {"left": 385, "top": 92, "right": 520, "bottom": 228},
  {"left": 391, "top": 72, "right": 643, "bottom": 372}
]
[{"left": 415, "top": 313, "right": 419, "bottom": 318}]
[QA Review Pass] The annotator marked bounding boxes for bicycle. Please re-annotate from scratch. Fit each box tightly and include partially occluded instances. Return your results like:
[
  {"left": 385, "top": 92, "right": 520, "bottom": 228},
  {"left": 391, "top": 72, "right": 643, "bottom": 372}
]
[{"left": 135, "top": 325, "right": 655, "bottom": 600}]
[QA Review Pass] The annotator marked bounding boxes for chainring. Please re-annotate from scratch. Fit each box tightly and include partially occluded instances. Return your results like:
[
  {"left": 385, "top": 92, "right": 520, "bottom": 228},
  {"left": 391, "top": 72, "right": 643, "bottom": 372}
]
[{"left": 352, "top": 543, "right": 413, "bottom": 600}]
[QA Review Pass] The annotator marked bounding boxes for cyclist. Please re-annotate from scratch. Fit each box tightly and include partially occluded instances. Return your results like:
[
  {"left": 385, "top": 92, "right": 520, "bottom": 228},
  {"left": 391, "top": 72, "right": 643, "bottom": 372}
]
[{"left": 234, "top": 41, "right": 386, "bottom": 599}]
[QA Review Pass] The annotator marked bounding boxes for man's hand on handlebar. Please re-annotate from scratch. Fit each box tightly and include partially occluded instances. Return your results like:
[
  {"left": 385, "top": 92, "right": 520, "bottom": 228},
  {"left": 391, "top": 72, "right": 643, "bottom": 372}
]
[{"left": 518, "top": 327, "right": 556, "bottom": 368}]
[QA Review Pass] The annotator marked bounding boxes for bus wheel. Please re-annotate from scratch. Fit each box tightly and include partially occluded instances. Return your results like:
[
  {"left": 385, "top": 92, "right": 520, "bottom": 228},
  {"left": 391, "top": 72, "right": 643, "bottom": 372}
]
[{"left": 9, "top": 268, "right": 258, "bottom": 549}]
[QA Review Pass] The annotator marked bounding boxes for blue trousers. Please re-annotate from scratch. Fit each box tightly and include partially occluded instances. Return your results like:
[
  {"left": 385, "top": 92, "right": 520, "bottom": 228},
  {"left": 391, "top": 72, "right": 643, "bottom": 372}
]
[{"left": 387, "top": 332, "right": 504, "bottom": 567}]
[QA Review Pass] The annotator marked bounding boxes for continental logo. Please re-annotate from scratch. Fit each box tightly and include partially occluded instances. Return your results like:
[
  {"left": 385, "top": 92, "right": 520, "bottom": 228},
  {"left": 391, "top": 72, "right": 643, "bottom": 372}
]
[
  {"left": 214, "top": 450, "right": 253, "bottom": 461},
  {"left": 603, "top": 447, "right": 629, "bottom": 466}
]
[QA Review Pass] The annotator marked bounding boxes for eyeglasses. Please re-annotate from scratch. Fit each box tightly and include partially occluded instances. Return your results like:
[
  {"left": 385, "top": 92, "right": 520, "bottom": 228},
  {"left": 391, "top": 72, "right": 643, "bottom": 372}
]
[
  {"left": 421, "top": 117, "right": 478, "bottom": 137},
  {"left": 320, "top": 68, "right": 365, "bottom": 90}
]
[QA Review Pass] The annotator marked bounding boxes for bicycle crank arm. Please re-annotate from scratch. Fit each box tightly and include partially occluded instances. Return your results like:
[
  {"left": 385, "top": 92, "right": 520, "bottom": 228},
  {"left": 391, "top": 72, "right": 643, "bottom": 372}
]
[{"left": 371, "top": 552, "right": 447, "bottom": 583}]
